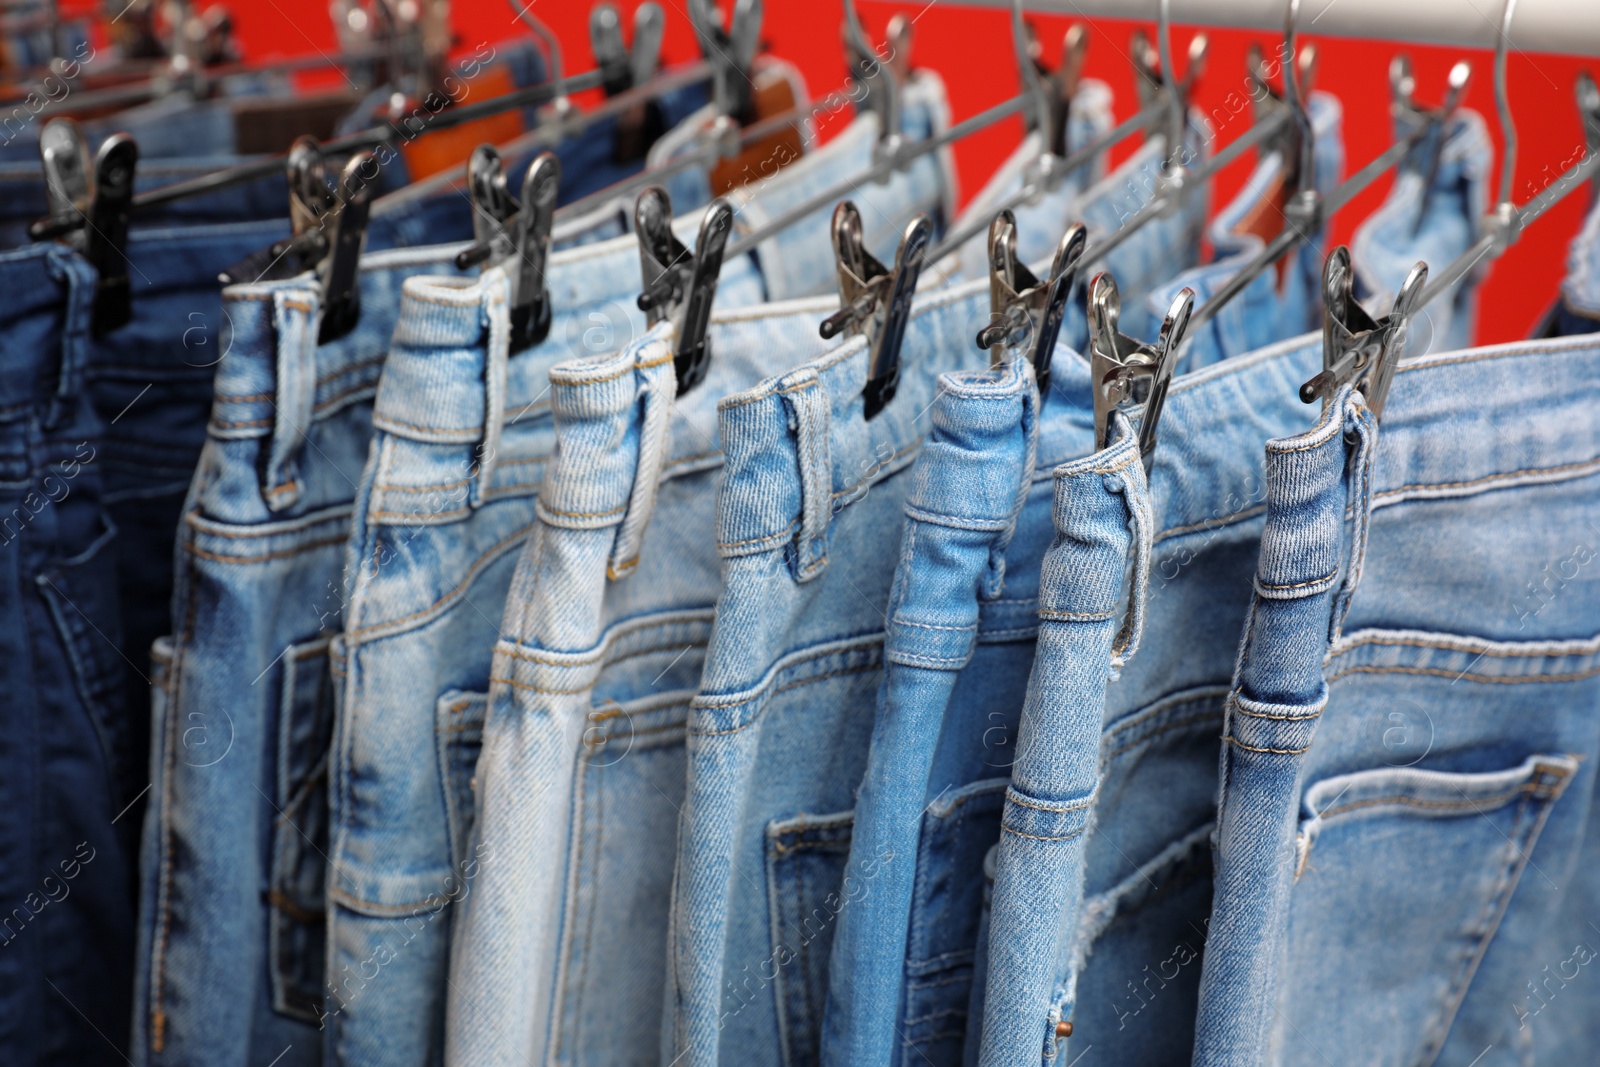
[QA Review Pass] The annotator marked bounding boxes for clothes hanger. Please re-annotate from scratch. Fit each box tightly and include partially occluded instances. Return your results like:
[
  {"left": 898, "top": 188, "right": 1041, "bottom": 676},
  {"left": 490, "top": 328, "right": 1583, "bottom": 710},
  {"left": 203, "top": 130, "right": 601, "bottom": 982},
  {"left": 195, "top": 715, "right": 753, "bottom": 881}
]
[
  {"left": 37, "top": 119, "right": 136, "bottom": 335},
  {"left": 1086, "top": 272, "right": 1195, "bottom": 466},
  {"left": 1022, "top": 20, "right": 1089, "bottom": 159},
  {"left": 30, "top": 56, "right": 708, "bottom": 240},
  {"left": 635, "top": 186, "right": 736, "bottom": 396},
  {"left": 1058, "top": 0, "right": 1228, "bottom": 273},
  {"left": 1301, "top": 0, "right": 1600, "bottom": 418},
  {"left": 687, "top": 0, "right": 762, "bottom": 124},
  {"left": 455, "top": 147, "right": 560, "bottom": 352},
  {"left": 590, "top": 2, "right": 665, "bottom": 97},
  {"left": 728, "top": 0, "right": 1122, "bottom": 263},
  {"left": 1181, "top": 0, "right": 1472, "bottom": 336},
  {"left": 816, "top": 202, "right": 934, "bottom": 419},
  {"left": 977, "top": 214, "right": 1088, "bottom": 402}
]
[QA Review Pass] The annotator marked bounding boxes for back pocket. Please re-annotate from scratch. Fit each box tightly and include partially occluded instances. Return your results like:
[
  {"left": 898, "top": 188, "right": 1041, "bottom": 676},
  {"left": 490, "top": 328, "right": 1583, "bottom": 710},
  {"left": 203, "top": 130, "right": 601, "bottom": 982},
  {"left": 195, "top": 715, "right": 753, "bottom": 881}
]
[
  {"left": 1283, "top": 754, "right": 1578, "bottom": 1064},
  {"left": 766, "top": 810, "right": 854, "bottom": 1067},
  {"left": 267, "top": 636, "right": 337, "bottom": 1023}
]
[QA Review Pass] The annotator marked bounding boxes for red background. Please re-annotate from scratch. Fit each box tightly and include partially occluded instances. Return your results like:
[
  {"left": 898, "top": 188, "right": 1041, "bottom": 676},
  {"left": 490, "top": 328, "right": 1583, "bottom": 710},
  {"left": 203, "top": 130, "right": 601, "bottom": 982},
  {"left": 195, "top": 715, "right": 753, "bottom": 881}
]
[{"left": 137, "top": 1, "right": 1600, "bottom": 344}]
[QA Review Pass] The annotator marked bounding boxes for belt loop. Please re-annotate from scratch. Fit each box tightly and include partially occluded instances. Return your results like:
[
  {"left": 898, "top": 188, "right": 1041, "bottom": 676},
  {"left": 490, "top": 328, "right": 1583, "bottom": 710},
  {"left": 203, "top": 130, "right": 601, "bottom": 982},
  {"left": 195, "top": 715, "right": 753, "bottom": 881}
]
[
  {"left": 44, "top": 247, "right": 97, "bottom": 431},
  {"left": 472, "top": 272, "right": 512, "bottom": 509},
  {"left": 1330, "top": 392, "right": 1379, "bottom": 644},
  {"left": 607, "top": 337, "right": 677, "bottom": 579},
  {"left": 262, "top": 288, "right": 319, "bottom": 512},
  {"left": 1108, "top": 413, "right": 1154, "bottom": 669},
  {"left": 983, "top": 364, "right": 1040, "bottom": 599},
  {"left": 780, "top": 367, "right": 832, "bottom": 582}
]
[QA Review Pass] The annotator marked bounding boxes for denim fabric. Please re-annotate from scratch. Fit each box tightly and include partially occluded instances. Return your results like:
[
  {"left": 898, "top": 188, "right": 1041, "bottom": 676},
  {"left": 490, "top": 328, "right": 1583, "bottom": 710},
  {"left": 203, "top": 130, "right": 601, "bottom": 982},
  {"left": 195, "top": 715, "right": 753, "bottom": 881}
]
[
  {"left": 445, "top": 295, "right": 848, "bottom": 1067},
  {"left": 661, "top": 274, "right": 1027, "bottom": 1067},
  {"left": 1549, "top": 192, "right": 1600, "bottom": 336},
  {"left": 1188, "top": 385, "right": 1377, "bottom": 1067},
  {"left": 1193, "top": 336, "right": 1600, "bottom": 1065},
  {"left": 0, "top": 92, "right": 243, "bottom": 164},
  {"left": 131, "top": 243, "right": 475, "bottom": 1067},
  {"left": 817, "top": 360, "right": 1044, "bottom": 1067},
  {"left": 1059, "top": 114, "right": 1213, "bottom": 350},
  {"left": 1040, "top": 334, "right": 1326, "bottom": 1066},
  {"left": 980, "top": 414, "right": 1155, "bottom": 1067},
  {"left": 322, "top": 237, "right": 765, "bottom": 1067},
  {"left": 1352, "top": 109, "right": 1492, "bottom": 358},
  {"left": 0, "top": 157, "right": 290, "bottom": 247},
  {"left": 0, "top": 244, "right": 134, "bottom": 1067},
  {"left": 729, "top": 69, "right": 955, "bottom": 302},
  {"left": 1146, "top": 92, "right": 1344, "bottom": 371},
  {"left": 936, "top": 80, "right": 1114, "bottom": 285}
]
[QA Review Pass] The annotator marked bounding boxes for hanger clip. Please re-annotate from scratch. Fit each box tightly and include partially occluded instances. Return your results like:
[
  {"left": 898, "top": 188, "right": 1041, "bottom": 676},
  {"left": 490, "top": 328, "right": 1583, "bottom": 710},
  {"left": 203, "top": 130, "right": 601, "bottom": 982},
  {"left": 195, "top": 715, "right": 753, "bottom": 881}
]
[
  {"left": 1299, "top": 245, "right": 1426, "bottom": 419},
  {"left": 85, "top": 134, "right": 138, "bottom": 336},
  {"left": 315, "top": 151, "right": 377, "bottom": 345},
  {"left": 1246, "top": 40, "right": 1318, "bottom": 194},
  {"left": 843, "top": 3, "right": 909, "bottom": 154},
  {"left": 690, "top": 0, "right": 762, "bottom": 123},
  {"left": 590, "top": 2, "right": 664, "bottom": 95},
  {"left": 454, "top": 146, "right": 560, "bottom": 351},
  {"left": 1086, "top": 271, "right": 1193, "bottom": 466},
  {"left": 635, "top": 187, "right": 736, "bottom": 396},
  {"left": 1024, "top": 21, "right": 1087, "bottom": 161},
  {"left": 817, "top": 201, "right": 932, "bottom": 420},
  {"left": 218, "top": 136, "right": 343, "bottom": 287},
  {"left": 1390, "top": 55, "right": 1472, "bottom": 235},
  {"left": 976, "top": 213, "right": 1087, "bottom": 401},
  {"left": 38, "top": 118, "right": 91, "bottom": 230}
]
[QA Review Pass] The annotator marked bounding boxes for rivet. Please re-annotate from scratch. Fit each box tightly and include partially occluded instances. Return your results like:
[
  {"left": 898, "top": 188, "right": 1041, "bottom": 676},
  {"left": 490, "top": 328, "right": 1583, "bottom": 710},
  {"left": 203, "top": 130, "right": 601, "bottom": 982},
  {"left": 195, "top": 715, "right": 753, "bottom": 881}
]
[{"left": 1055, "top": 1021, "right": 1073, "bottom": 1038}]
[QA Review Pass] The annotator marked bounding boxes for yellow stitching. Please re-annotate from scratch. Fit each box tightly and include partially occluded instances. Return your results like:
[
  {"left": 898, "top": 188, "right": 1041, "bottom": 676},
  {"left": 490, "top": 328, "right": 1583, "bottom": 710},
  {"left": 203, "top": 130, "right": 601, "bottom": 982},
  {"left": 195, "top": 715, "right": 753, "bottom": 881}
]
[
  {"left": 1224, "top": 735, "right": 1311, "bottom": 755},
  {"left": 1005, "top": 792, "right": 1095, "bottom": 815},
  {"left": 1335, "top": 632, "right": 1600, "bottom": 658},
  {"left": 1327, "top": 663, "right": 1600, "bottom": 686},
  {"left": 187, "top": 533, "right": 348, "bottom": 565},
  {"left": 1257, "top": 568, "right": 1338, "bottom": 591},
  {"left": 1374, "top": 455, "right": 1600, "bottom": 499},
  {"left": 1106, "top": 712, "right": 1221, "bottom": 761},
  {"left": 1315, "top": 782, "right": 1550, "bottom": 819},
  {"left": 1155, "top": 503, "right": 1269, "bottom": 543}
]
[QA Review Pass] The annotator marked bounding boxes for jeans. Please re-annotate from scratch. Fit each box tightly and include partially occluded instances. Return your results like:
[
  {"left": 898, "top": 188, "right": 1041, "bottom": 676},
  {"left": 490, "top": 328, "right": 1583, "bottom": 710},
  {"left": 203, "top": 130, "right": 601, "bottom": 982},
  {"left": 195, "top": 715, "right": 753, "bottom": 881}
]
[
  {"left": 132, "top": 244, "right": 476, "bottom": 1067},
  {"left": 0, "top": 92, "right": 244, "bottom": 164},
  {"left": 1193, "top": 335, "right": 1600, "bottom": 1065},
  {"left": 0, "top": 244, "right": 134, "bottom": 1067},
  {"left": 1547, "top": 191, "right": 1600, "bottom": 337},
  {"left": 444, "top": 297, "right": 845, "bottom": 1067},
  {"left": 1352, "top": 109, "right": 1492, "bottom": 358},
  {"left": 931, "top": 78, "right": 1114, "bottom": 285},
  {"left": 1145, "top": 91, "right": 1345, "bottom": 371},
  {"left": 661, "top": 274, "right": 1031, "bottom": 1067}
]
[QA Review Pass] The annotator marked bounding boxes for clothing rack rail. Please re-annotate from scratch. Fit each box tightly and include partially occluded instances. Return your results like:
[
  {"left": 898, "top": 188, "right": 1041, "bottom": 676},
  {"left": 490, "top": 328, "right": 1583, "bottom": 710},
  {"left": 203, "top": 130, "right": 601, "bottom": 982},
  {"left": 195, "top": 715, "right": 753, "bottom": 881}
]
[{"left": 871, "top": 0, "right": 1600, "bottom": 58}]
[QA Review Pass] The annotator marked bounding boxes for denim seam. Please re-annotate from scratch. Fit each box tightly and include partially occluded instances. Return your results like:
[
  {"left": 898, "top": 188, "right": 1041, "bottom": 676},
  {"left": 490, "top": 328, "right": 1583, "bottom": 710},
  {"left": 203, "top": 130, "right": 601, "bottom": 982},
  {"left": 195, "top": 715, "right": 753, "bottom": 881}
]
[
  {"left": 1372, "top": 454, "right": 1600, "bottom": 500},
  {"left": 1314, "top": 782, "right": 1557, "bottom": 820},
  {"left": 693, "top": 636, "right": 883, "bottom": 707},
  {"left": 1256, "top": 568, "right": 1339, "bottom": 592},
  {"left": 551, "top": 349, "right": 674, "bottom": 387},
  {"left": 1333, "top": 630, "right": 1600, "bottom": 658},
  {"left": 891, "top": 617, "right": 978, "bottom": 633},
  {"left": 1223, "top": 736, "right": 1311, "bottom": 755},
  {"left": 1266, "top": 415, "right": 1344, "bottom": 454},
  {"left": 1230, "top": 695, "right": 1324, "bottom": 721},
  {"left": 1038, "top": 607, "right": 1117, "bottom": 622},
  {"left": 1326, "top": 663, "right": 1600, "bottom": 685},
  {"left": 888, "top": 651, "right": 971, "bottom": 668},
  {"left": 902, "top": 505, "right": 1014, "bottom": 532},
  {"left": 343, "top": 520, "right": 537, "bottom": 641},
  {"left": 690, "top": 664, "right": 880, "bottom": 737},
  {"left": 186, "top": 533, "right": 348, "bottom": 565},
  {"left": 1002, "top": 825, "right": 1087, "bottom": 843},
  {"left": 1154, "top": 502, "right": 1269, "bottom": 544},
  {"left": 1103, "top": 685, "right": 1232, "bottom": 741},
  {"left": 1105, "top": 711, "right": 1221, "bottom": 762},
  {"left": 539, "top": 502, "right": 628, "bottom": 519},
  {"left": 718, "top": 522, "right": 799, "bottom": 552},
  {"left": 501, "top": 636, "right": 710, "bottom": 669},
  {"left": 1006, "top": 791, "right": 1095, "bottom": 815}
]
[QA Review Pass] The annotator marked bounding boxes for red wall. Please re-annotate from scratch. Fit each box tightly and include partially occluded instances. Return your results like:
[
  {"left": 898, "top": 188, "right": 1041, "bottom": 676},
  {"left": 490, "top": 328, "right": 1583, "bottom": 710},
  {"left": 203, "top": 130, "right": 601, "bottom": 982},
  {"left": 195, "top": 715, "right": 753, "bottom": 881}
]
[{"left": 179, "top": 0, "right": 1600, "bottom": 344}]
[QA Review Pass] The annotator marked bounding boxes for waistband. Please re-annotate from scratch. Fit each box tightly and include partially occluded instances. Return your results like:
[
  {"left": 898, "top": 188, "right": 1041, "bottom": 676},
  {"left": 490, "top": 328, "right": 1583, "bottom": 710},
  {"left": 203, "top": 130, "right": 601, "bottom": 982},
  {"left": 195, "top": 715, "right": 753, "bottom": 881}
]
[
  {"left": 212, "top": 242, "right": 473, "bottom": 511},
  {"left": 714, "top": 273, "right": 997, "bottom": 575},
  {"left": 1374, "top": 333, "right": 1600, "bottom": 506}
]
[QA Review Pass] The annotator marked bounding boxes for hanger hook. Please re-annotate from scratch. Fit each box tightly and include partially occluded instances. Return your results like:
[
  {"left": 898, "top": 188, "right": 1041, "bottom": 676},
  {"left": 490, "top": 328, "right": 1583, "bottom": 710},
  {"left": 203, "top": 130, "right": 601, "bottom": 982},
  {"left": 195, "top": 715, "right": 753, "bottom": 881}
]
[
  {"left": 1012, "top": 0, "right": 1051, "bottom": 151},
  {"left": 1157, "top": 0, "right": 1183, "bottom": 166},
  {"left": 507, "top": 0, "right": 567, "bottom": 106},
  {"left": 1494, "top": 0, "right": 1519, "bottom": 208}
]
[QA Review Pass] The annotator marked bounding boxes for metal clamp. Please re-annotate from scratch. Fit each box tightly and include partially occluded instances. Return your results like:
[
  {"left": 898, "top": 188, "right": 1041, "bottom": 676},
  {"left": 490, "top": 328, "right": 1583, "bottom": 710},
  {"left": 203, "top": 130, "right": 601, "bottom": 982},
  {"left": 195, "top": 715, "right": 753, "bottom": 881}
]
[
  {"left": 1086, "top": 271, "right": 1193, "bottom": 466},
  {"left": 1300, "top": 245, "right": 1427, "bottom": 419},
  {"left": 977, "top": 213, "right": 1088, "bottom": 402},
  {"left": 454, "top": 147, "right": 561, "bottom": 351},
  {"left": 636, "top": 187, "right": 736, "bottom": 396},
  {"left": 817, "top": 201, "right": 933, "bottom": 420}
]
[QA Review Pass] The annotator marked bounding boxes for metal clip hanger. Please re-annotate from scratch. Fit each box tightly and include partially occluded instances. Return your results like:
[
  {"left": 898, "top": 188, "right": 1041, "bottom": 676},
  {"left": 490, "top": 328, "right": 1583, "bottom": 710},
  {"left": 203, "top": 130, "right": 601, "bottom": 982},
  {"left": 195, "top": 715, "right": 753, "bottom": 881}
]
[
  {"left": 1244, "top": 36, "right": 1318, "bottom": 196},
  {"left": 977, "top": 213, "right": 1088, "bottom": 402},
  {"left": 635, "top": 187, "right": 736, "bottom": 397},
  {"left": 1580, "top": 71, "right": 1600, "bottom": 207},
  {"left": 218, "top": 137, "right": 345, "bottom": 287},
  {"left": 688, "top": 0, "right": 763, "bottom": 123},
  {"left": 316, "top": 151, "right": 378, "bottom": 345},
  {"left": 1299, "top": 246, "right": 1426, "bottom": 419},
  {"left": 454, "top": 146, "right": 561, "bottom": 352},
  {"left": 1022, "top": 21, "right": 1089, "bottom": 159},
  {"left": 84, "top": 133, "right": 138, "bottom": 336},
  {"left": 590, "top": 3, "right": 664, "bottom": 96},
  {"left": 38, "top": 118, "right": 91, "bottom": 225},
  {"left": 817, "top": 202, "right": 934, "bottom": 420},
  {"left": 1086, "top": 272, "right": 1194, "bottom": 467},
  {"left": 843, "top": 0, "right": 906, "bottom": 151},
  {"left": 1132, "top": 0, "right": 1208, "bottom": 171}
]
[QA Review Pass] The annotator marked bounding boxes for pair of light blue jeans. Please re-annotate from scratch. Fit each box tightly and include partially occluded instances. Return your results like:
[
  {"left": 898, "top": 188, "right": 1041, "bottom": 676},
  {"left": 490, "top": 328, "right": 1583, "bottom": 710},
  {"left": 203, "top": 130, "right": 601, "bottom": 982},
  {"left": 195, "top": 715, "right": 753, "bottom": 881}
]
[
  {"left": 328, "top": 77, "right": 957, "bottom": 1067},
  {"left": 444, "top": 298, "right": 844, "bottom": 1067},
  {"left": 1193, "top": 333, "right": 1600, "bottom": 1064}
]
